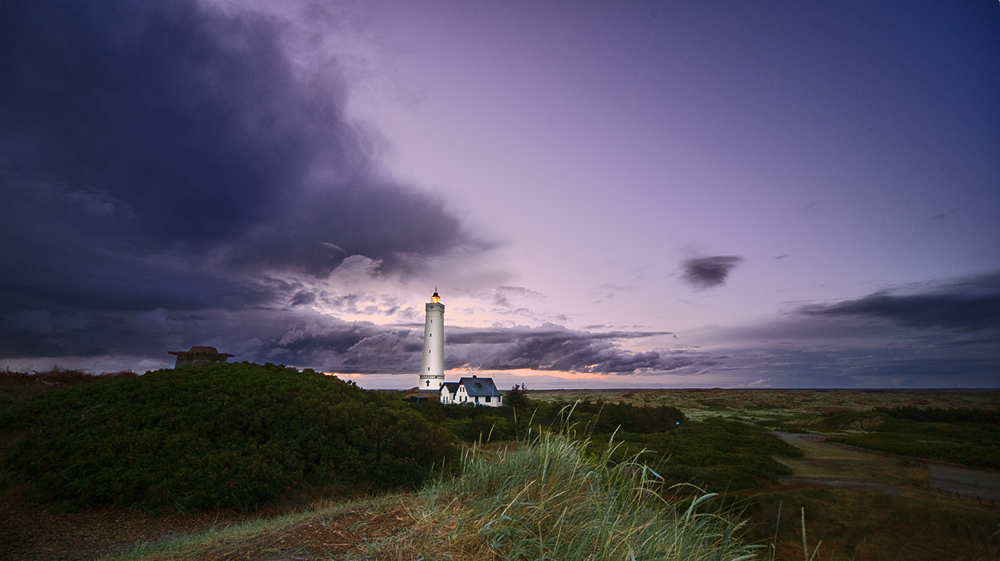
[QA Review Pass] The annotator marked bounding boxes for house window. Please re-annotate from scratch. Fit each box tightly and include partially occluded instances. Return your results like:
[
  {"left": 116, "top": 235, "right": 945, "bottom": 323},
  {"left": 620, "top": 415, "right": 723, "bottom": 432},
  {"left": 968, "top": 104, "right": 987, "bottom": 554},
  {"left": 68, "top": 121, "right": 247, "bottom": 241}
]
[{"left": 486, "top": 396, "right": 491, "bottom": 403}]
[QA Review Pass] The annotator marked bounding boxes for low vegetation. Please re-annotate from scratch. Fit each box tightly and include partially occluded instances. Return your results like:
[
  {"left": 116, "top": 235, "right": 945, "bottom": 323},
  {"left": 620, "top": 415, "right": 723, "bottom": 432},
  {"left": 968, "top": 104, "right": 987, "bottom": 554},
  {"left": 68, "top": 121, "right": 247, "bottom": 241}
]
[
  {"left": 4, "top": 373, "right": 999, "bottom": 560},
  {"left": 875, "top": 405, "right": 1000, "bottom": 424},
  {"left": 1, "top": 363, "right": 457, "bottom": 512},
  {"left": 818, "top": 410, "right": 1000, "bottom": 470},
  {"left": 412, "top": 396, "right": 801, "bottom": 493},
  {"left": 98, "top": 431, "right": 758, "bottom": 561},
  {"left": 595, "top": 417, "right": 804, "bottom": 493},
  {"left": 411, "top": 431, "right": 758, "bottom": 560},
  {"left": 744, "top": 488, "right": 1000, "bottom": 561}
]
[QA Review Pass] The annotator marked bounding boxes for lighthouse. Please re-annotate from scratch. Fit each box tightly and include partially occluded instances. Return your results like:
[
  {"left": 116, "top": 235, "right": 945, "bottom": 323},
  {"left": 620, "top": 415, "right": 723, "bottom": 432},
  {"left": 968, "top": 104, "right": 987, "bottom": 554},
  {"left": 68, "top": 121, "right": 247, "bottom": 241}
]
[{"left": 419, "top": 290, "right": 445, "bottom": 391}]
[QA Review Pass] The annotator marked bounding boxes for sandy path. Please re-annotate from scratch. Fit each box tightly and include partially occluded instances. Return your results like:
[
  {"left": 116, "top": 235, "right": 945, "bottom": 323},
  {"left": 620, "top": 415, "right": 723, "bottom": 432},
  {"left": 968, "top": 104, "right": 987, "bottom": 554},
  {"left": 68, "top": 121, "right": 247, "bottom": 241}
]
[{"left": 772, "top": 432, "right": 1000, "bottom": 504}]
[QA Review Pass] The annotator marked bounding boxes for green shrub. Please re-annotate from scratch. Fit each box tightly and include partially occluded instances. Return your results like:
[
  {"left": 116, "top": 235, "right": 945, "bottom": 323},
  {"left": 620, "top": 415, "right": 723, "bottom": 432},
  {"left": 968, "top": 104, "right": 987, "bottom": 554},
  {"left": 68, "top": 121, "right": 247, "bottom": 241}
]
[
  {"left": 874, "top": 405, "right": 1000, "bottom": 424},
  {"left": 593, "top": 417, "right": 803, "bottom": 492},
  {"left": 2, "top": 363, "right": 458, "bottom": 511},
  {"left": 542, "top": 399, "right": 687, "bottom": 433},
  {"left": 818, "top": 408, "right": 1000, "bottom": 470}
]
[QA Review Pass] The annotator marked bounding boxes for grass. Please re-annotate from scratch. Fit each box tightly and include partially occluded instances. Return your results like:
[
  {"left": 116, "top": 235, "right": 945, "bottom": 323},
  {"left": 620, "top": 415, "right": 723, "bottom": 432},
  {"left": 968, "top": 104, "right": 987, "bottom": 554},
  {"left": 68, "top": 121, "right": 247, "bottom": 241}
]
[
  {"left": 94, "top": 509, "right": 319, "bottom": 561},
  {"left": 417, "top": 432, "right": 758, "bottom": 560},
  {"left": 9, "top": 380, "right": 998, "bottom": 560},
  {"left": 100, "top": 429, "right": 760, "bottom": 561},
  {"left": 744, "top": 487, "right": 1000, "bottom": 561},
  {"left": 527, "top": 389, "right": 1000, "bottom": 429}
]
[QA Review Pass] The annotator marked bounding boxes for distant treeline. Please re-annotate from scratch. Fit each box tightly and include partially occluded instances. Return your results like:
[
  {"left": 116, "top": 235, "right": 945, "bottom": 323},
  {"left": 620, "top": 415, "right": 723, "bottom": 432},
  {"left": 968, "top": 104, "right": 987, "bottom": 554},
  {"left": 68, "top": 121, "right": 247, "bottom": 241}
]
[{"left": 874, "top": 406, "right": 1000, "bottom": 424}]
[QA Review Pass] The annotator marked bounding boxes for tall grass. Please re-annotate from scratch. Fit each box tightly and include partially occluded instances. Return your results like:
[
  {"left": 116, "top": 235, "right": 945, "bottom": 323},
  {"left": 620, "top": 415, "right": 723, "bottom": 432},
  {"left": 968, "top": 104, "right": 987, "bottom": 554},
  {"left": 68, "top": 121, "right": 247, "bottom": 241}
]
[
  {"left": 94, "top": 430, "right": 760, "bottom": 560},
  {"left": 413, "top": 429, "right": 759, "bottom": 560}
]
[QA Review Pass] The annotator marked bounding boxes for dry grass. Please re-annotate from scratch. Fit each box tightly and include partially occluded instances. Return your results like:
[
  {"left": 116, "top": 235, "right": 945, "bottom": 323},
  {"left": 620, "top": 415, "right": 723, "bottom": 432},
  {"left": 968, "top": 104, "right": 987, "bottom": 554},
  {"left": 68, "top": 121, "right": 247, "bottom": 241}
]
[{"left": 96, "top": 431, "right": 759, "bottom": 561}]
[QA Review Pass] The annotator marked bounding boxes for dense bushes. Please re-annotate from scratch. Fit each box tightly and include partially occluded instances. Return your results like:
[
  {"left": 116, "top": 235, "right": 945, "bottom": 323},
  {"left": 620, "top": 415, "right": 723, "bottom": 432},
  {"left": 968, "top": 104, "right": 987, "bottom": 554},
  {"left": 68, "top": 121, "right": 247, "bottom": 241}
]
[
  {"left": 0, "top": 368, "right": 138, "bottom": 408},
  {"left": 542, "top": 399, "right": 687, "bottom": 433},
  {"left": 819, "top": 408, "right": 1000, "bottom": 470},
  {"left": 515, "top": 401, "right": 795, "bottom": 492},
  {"left": 874, "top": 405, "right": 1000, "bottom": 424},
  {"left": 410, "top": 396, "right": 796, "bottom": 494},
  {"left": 409, "top": 397, "right": 686, "bottom": 444},
  {"left": 597, "top": 417, "right": 803, "bottom": 492},
  {"left": 1, "top": 363, "right": 457, "bottom": 511}
]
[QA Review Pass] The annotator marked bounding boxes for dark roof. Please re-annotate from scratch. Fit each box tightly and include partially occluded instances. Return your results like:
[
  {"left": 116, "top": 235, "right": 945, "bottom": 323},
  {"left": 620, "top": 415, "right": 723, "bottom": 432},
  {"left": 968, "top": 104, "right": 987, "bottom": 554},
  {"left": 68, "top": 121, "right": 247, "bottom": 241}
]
[
  {"left": 458, "top": 376, "right": 501, "bottom": 398},
  {"left": 441, "top": 382, "right": 460, "bottom": 395}
]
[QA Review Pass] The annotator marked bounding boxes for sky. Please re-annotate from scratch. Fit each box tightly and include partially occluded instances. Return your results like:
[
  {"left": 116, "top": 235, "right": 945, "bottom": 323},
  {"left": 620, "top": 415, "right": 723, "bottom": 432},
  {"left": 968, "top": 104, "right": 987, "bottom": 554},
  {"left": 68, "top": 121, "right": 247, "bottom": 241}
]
[{"left": 1, "top": 1, "right": 998, "bottom": 389}]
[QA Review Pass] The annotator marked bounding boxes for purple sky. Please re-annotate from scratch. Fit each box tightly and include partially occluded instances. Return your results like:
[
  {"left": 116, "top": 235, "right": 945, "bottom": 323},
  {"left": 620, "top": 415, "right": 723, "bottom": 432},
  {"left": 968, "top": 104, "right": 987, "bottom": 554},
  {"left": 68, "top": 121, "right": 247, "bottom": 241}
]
[{"left": 1, "top": 1, "right": 998, "bottom": 388}]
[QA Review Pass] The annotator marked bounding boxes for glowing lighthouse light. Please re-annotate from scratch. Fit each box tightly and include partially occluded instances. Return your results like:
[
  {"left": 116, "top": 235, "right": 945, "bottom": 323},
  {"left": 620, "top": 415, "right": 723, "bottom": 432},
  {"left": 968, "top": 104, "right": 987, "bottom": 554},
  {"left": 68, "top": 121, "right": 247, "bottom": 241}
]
[{"left": 419, "top": 290, "right": 445, "bottom": 391}]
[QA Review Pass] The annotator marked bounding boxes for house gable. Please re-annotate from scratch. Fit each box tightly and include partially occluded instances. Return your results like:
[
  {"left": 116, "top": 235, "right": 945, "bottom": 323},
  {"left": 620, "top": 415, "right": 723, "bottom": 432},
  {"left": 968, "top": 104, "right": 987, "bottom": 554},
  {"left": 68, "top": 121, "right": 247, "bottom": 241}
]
[{"left": 453, "top": 376, "right": 503, "bottom": 407}]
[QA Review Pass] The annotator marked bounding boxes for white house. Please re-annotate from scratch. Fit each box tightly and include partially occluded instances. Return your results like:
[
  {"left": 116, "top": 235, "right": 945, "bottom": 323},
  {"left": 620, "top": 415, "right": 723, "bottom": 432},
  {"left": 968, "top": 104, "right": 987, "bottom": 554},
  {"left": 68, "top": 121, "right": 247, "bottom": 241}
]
[
  {"left": 440, "top": 375, "right": 503, "bottom": 407},
  {"left": 439, "top": 382, "right": 460, "bottom": 405}
]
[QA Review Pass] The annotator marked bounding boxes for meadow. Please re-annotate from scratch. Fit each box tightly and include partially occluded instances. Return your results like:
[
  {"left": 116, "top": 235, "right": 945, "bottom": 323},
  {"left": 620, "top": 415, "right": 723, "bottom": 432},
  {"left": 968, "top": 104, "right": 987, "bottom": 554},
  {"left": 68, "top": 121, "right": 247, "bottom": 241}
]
[{"left": 2, "top": 367, "right": 998, "bottom": 560}]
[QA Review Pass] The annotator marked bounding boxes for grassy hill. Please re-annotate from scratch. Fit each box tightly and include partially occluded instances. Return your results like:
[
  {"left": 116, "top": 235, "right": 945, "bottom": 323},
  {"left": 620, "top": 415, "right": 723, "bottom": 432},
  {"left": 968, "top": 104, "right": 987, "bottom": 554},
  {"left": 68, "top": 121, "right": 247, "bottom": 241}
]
[{"left": 1, "top": 363, "right": 457, "bottom": 512}]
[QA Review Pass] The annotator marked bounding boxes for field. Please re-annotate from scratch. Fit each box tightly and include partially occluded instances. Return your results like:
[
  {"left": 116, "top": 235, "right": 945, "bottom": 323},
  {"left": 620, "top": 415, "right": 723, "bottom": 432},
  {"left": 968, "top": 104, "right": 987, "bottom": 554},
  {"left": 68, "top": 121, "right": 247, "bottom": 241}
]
[
  {"left": 530, "top": 388, "right": 1000, "bottom": 560},
  {"left": 2, "top": 372, "right": 999, "bottom": 560},
  {"left": 527, "top": 387, "right": 1000, "bottom": 422}
]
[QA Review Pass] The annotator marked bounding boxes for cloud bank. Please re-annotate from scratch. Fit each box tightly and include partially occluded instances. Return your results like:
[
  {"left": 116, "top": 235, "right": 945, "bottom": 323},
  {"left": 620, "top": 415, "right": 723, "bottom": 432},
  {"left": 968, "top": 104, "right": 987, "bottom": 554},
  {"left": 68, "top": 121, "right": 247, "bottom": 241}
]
[
  {"left": 798, "top": 272, "right": 1000, "bottom": 332},
  {"left": 443, "top": 324, "right": 695, "bottom": 374},
  {"left": 704, "top": 272, "right": 1000, "bottom": 387}
]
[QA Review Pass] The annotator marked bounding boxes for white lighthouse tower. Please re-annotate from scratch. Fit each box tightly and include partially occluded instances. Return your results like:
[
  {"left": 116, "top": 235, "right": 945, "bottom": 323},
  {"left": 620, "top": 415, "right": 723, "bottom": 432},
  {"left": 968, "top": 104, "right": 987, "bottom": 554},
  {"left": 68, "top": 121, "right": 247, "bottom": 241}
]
[{"left": 419, "top": 289, "right": 445, "bottom": 391}]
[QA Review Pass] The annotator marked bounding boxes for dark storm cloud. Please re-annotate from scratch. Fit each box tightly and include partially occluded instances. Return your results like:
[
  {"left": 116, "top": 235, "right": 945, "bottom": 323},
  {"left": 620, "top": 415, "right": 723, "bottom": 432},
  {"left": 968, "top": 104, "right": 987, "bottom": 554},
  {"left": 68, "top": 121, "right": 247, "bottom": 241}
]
[
  {"left": 681, "top": 256, "right": 743, "bottom": 289},
  {"left": 443, "top": 324, "right": 697, "bottom": 374},
  {"left": 798, "top": 272, "right": 1000, "bottom": 332},
  {"left": 702, "top": 272, "right": 1000, "bottom": 387},
  {"left": 0, "top": 0, "right": 486, "bottom": 363},
  {"left": 0, "top": 0, "right": 479, "bottom": 286}
]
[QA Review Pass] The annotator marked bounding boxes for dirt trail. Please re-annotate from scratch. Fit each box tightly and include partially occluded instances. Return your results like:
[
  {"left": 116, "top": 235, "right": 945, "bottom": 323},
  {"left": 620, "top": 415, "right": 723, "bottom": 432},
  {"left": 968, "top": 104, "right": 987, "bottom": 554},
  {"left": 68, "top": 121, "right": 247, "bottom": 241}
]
[
  {"left": 773, "top": 432, "right": 1000, "bottom": 504},
  {"left": 0, "top": 502, "right": 262, "bottom": 561}
]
